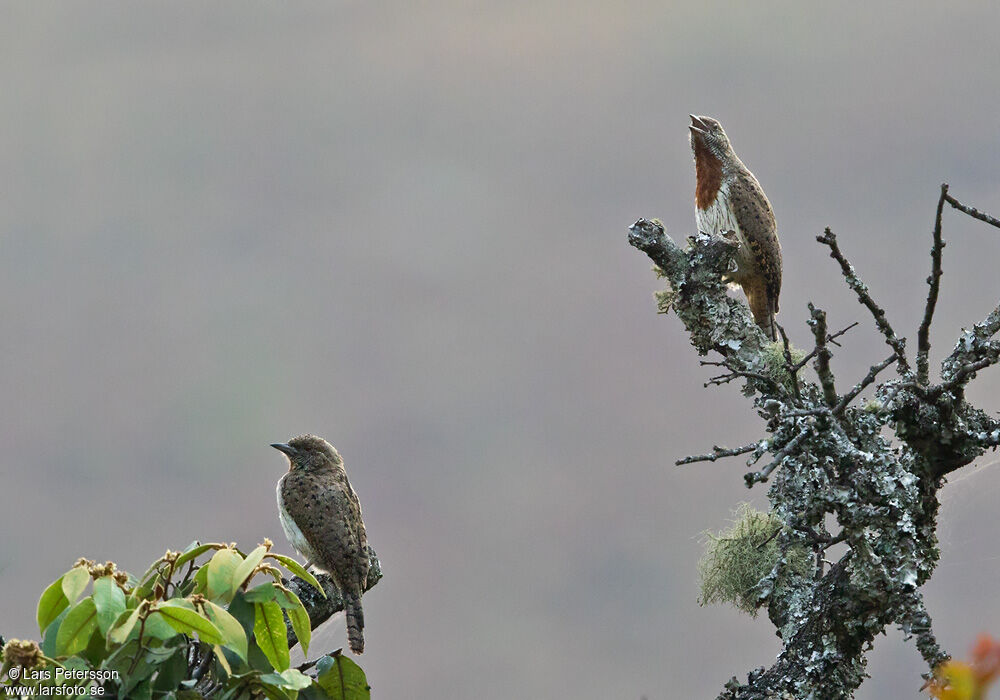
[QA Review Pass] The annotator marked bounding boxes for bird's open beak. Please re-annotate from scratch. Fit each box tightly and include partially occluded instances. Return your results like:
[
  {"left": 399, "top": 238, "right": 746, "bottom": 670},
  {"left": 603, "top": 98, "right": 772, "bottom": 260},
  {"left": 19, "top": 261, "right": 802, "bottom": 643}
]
[
  {"left": 689, "top": 114, "right": 708, "bottom": 134},
  {"left": 270, "top": 443, "right": 297, "bottom": 457}
]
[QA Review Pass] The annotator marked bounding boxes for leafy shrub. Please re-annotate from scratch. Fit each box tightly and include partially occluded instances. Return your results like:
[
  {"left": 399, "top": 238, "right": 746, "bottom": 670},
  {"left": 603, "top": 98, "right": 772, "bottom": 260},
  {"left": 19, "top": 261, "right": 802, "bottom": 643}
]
[{"left": 0, "top": 540, "right": 369, "bottom": 699}]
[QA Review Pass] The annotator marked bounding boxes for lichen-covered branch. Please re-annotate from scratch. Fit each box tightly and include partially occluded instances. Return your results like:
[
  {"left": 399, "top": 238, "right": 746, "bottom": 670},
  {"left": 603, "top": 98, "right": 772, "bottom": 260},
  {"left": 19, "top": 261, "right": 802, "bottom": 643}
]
[
  {"left": 677, "top": 442, "right": 762, "bottom": 466},
  {"left": 816, "top": 228, "right": 912, "bottom": 378},
  {"left": 628, "top": 185, "right": 1000, "bottom": 699},
  {"left": 833, "top": 353, "right": 896, "bottom": 415},
  {"left": 807, "top": 304, "right": 839, "bottom": 407},
  {"left": 284, "top": 546, "right": 382, "bottom": 650}
]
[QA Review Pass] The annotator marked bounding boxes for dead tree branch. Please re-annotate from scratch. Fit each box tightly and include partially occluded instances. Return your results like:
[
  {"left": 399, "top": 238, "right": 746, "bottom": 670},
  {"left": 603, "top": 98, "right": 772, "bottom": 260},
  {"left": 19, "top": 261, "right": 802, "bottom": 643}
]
[
  {"left": 807, "top": 304, "right": 839, "bottom": 407},
  {"left": 816, "top": 228, "right": 912, "bottom": 378},
  {"left": 944, "top": 191, "right": 1000, "bottom": 229},
  {"left": 628, "top": 185, "right": 1000, "bottom": 699},
  {"left": 677, "top": 442, "right": 762, "bottom": 466}
]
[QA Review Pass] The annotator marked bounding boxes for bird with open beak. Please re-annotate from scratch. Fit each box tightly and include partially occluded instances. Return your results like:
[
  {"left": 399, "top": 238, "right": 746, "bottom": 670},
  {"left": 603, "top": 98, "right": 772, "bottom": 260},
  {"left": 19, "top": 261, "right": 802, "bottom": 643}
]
[{"left": 688, "top": 114, "right": 782, "bottom": 340}]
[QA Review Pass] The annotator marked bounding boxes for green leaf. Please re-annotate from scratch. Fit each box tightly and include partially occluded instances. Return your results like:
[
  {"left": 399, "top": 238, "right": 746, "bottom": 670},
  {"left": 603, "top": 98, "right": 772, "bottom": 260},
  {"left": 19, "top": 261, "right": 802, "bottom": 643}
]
[
  {"left": 232, "top": 545, "right": 268, "bottom": 593},
  {"left": 37, "top": 575, "right": 70, "bottom": 634},
  {"left": 141, "top": 609, "right": 182, "bottom": 641},
  {"left": 155, "top": 600, "right": 223, "bottom": 645},
  {"left": 81, "top": 629, "right": 107, "bottom": 668},
  {"left": 56, "top": 597, "right": 98, "bottom": 656},
  {"left": 101, "top": 637, "right": 137, "bottom": 672},
  {"left": 108, "top": 606, "right": 142, "bottom": 645},
  {"left": 102, "top": 641, "right": 181, "bottom": 697},
  {"left": 228, "top": 592, "right": 275, "bottom": 671},
  {"left": 192, "top": 561, "right": 211, "bottom": 595},
  {"left": 259, "top": 684, "right": 295, "bottom": 700},
  {"left": 253, "top": 600, "right": 290, "bottom": 671},
  {"left": 265, "top": 554, "right": 325, "bottom": 597},
  {"left": 61, "top": 565, "right": 91, "bottom": 603},
  {"left": 244, "top": 582, "right": 277, "bottom": 603},
  {"left": 206, "top": 549, "right": 243, "bottom": 603},
  {"left": 261, "top": 668, "right": 313, "bottom": 691},
  {"left": 204, "top": 600, "right": 248, "bottom": 662},
  {"left": 174, "top": 542, "right": 225, "bottom": 571},
  {"left": 316, "top": 653, "right": 370, "bottom": 700},
  {"left": 275, "top": 588, "right": 311, "bottom": 657},
  {"left": 213, "top": 644, "right": 234, "bottom": 676},
  {"left": 150, "top": 647, "right": 188, "bottom": 693},
  {"left": 128, "top": 680, "right": 153, "bottom": 700},
  {"left": 41, "top": 608, "right": 69, "bottom": 657},
  {"left": 136, "top": 556, "right": 168, "bottom": 589},
  {"left": 60, "top": 654, "right": 93, "bottom": 683},
  {"left": 92, "top": 576, "right": 127, "bottom": 636},
  {"left": 102, "top": 638, "right": 170, "bottom": 690}
]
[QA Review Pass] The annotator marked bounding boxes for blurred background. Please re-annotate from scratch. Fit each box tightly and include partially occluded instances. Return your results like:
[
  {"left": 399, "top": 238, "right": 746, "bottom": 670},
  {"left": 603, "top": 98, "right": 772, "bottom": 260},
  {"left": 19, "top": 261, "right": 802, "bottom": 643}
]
[{"left": 1, "top": 2, "right": 999, "bottom": 697}]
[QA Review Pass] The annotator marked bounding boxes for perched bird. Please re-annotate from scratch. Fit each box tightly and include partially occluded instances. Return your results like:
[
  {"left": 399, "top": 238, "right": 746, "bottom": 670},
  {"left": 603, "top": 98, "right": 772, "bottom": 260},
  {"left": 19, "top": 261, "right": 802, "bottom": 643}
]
[
  {"left": 273, "top": 434, "right": 370, "bottom": 654},
  {"left": 689, "top": 114, "right": 782, "bottom": 340}
]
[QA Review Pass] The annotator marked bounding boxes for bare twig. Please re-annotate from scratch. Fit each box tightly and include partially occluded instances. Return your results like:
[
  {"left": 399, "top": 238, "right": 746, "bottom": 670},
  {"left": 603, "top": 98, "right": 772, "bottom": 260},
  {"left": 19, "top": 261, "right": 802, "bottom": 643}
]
[
  {"left": 817, "top": 228, "right": 912, "bottom": 377},
  {"left": 755, "top": 526, "right": 783, "bottom": 550},
  {"left": 808, "top": 304, "right": 839, "bottom": 407},
  {"left": 944, "top": 192, "right": 1000, "bottom": 229},
  {"left": 792, "top": 523, "right": 847, "bottom": 547},
  {"left": 676, "top": 442, "right": 761, "bottom": 466},
  {"left": 790, "top": 322, "right": 859, "bottom": 372},
  {"left": 745, "top": 425, "right": 811, "bottom": 486},
  {"left": 833, "top": 353, "right": 898, "bottom": 415},
  {"left": 782, "top": 407, "right": 830, "bottom": 419},
  {"left": 917, "top": 184, "right": 948, "bottom": 385},
  {"left": 777, "top": 323, "right": 802, "bottom": 401},
  {"left": 703, "top": 359, "right": 785, "bottom": 394}
]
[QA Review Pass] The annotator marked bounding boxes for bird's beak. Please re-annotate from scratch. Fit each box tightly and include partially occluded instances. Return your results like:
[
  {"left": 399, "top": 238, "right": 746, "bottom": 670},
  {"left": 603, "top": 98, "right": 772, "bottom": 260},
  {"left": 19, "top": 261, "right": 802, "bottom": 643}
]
[
  {"left": 689, "top": 114, "right": 707, "bottom": 134},
  {"left": 270, "top": 443, "right": 297, "bottom": 457}
]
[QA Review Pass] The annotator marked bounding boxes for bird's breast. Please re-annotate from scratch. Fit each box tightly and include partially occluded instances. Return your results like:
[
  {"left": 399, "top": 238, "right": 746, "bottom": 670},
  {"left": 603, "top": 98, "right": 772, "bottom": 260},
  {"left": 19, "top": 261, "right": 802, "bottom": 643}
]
[
  {"left": 695, "top": 181, "right": 739, "bottom": 238},
  {"left": 276, "top": 476, "right": 322, "bottom": 568}
]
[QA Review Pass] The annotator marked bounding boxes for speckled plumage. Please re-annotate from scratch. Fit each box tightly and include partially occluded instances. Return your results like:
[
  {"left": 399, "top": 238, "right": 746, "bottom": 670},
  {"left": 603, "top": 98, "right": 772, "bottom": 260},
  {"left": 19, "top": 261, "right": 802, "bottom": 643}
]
[
  {"left": 689, "top": 115, "right": 782, "bottom": 340},
  {"left": 273, "top": 434, "right": 369, "bottom": 654}
]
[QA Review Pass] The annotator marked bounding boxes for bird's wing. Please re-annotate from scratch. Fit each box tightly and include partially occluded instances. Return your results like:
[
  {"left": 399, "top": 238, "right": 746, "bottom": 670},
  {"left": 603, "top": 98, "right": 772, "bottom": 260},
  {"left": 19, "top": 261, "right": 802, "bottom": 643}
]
[
  {"left": 729, "top": 170, "right": 781, "bottom": 312},
  {"left": 277, "top": 473, "right": 320, "bottom": 565},
  {"left": 293, "top": 472, "right": 369, "bottom": 589}
]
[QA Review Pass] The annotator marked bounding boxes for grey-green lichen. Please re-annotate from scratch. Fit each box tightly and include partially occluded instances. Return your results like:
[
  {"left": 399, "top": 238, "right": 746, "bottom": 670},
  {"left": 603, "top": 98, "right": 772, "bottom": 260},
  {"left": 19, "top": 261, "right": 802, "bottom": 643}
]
[
  {"left": 698, "top": 504, "right": 812, "bottom": 616},
  {"left": 760, "top": 341, "right": 806, "bottom": 393}
]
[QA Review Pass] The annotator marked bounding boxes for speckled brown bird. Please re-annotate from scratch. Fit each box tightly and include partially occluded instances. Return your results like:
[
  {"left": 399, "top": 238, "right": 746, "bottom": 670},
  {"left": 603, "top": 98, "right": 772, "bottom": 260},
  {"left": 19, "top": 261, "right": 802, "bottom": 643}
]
[
  {"left": 273, "top": 434, "right": 369, "bottom": 654},
  {"left": 689, "top": 114, "right": 782, "bottom": 340}
]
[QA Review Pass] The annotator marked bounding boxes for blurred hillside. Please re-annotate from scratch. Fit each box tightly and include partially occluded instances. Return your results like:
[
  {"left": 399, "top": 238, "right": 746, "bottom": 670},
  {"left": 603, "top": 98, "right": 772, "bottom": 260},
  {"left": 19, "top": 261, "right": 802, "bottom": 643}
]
[{"left": 1, "top": 3, "right": 999, "bottom": 698}]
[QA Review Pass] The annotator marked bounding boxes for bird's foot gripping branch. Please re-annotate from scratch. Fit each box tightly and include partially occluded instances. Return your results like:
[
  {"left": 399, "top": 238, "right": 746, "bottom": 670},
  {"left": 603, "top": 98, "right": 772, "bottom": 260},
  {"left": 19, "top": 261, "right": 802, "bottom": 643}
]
[{"left": 628, "top": 186, "right": 1000, "bottom": 700}]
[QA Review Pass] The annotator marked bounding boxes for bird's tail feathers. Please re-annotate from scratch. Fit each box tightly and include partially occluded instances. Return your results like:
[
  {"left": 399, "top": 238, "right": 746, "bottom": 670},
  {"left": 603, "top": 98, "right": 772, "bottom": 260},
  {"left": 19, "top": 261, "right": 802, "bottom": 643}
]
[
  {"left": 743, "top": 283, "right": 777, "bottom": 341},
  {"left": 344, "top": 593, "right": 365, "bottom": 654}
]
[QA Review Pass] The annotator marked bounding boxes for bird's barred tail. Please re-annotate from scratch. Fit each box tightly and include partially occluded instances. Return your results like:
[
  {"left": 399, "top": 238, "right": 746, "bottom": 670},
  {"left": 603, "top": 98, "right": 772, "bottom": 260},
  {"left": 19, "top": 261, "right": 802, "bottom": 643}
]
[
  {"left": 345, "top": 593, "right": 365, "bottom": 654},
  {"left": 744, "top": 282, "right": 777, "bottom": 341}
]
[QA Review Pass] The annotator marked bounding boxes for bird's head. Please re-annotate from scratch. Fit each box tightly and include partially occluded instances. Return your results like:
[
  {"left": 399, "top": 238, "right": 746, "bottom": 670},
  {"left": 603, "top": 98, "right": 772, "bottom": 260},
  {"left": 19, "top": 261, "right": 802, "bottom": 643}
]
[
  {"left": 688, "top": 115, "right": 733, "bottom": 160},
  {"left": 271, "top": 434, "right": 343, "bottom": 471}
]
